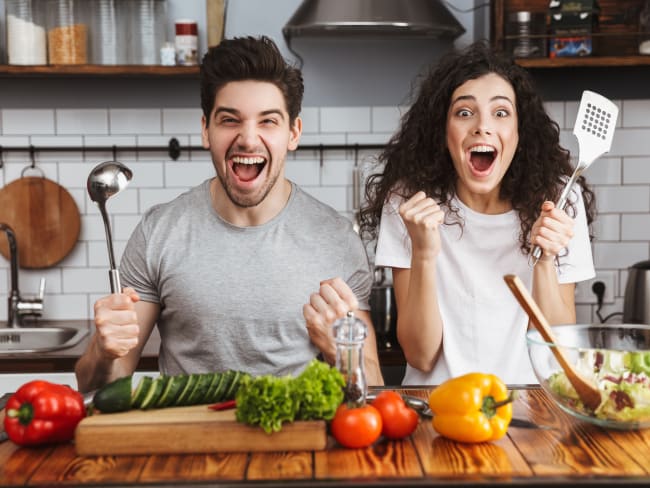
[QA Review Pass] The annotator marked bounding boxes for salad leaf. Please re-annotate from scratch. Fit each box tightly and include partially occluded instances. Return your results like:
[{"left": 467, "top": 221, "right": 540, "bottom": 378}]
[
  {"left": 294, "top": 359, "right": 345, "bottom": 421},
  {"left": 235, "top": 374, "right": 299, "bottom": 434},
  {"left": 234, "top": 359, "right": 345, "bottom": 433}
]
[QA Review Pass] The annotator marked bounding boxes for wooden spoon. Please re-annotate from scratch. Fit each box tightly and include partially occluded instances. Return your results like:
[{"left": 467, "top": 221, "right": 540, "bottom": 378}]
[{"left": 503, "top": 274, "right": 602, "bottom": 411}]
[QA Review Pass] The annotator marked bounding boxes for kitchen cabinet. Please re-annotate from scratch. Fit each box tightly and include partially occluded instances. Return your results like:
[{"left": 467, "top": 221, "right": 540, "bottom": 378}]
[{"left": 492, "top": 0, "right": 650, "bottom": 67}]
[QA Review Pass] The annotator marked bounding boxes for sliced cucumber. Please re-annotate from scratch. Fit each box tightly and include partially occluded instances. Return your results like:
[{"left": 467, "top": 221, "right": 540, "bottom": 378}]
[
  {"left": 158, "top": 374, "right": 189, "bottom": 408},
  {"left": 223, "top": 371, "right": 247, "bottom": 400},
  {"left": 131, "top": 376, "right": 153, "bottom": 409},
  {"left": 186, "top": 373, "right": 213, "bottom": 405},
  {"left": 153, "top": 375, "right": 174, "bottom": 408},
  {"left": 140, "top": 376, "right": 165, "bottom": 410},
  {"left": 205, "top": 372, "right": 223, "bottom": 403},
  {"left": 215, "top": 370, "right": 236, "bottom": 402},
  {"left": 175, "top": 373, "right": 200, "bottom": 406}
]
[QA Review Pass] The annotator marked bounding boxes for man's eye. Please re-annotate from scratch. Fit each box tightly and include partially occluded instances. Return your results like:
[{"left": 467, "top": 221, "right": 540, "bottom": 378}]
[
  {"left": 219, "top": 117, "right": 238, "bottom": 124},
  {"left": 261, "top": 118, "right": 278, "bottom": 125}
]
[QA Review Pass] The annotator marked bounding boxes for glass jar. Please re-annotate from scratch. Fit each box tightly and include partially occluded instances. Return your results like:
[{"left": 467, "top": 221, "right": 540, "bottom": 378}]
[
  {"left": 89, "top": 0, "right": 127, "bottom": 64},
  {"left": 640, "top": 0, "right": 650, "bottom": 55},
  {"left": 46, "top": 0, "right": 89, "bottom": 65},
  {"left": 6, "top": 0, "right": 47, "bottom": 65},
  {"left": 126, "top": 0, "right": 167, "bottom": 65},
  {"left": 332, "top": 311, "right": 368, "bottom": 406}
]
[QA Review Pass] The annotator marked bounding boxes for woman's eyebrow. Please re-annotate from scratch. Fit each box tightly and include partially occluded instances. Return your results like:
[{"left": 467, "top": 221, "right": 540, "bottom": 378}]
[{"left": 450, "top": 94, "right": 514, "bottom": 106}]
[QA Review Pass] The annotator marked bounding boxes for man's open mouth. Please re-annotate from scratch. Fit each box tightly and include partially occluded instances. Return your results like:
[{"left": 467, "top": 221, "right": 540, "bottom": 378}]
[
  {"left": 469, "top": 145, "right": 497, "bottom": 173},
  {"left": 231, "top": 156, "right": 267, "bottom": 182}
]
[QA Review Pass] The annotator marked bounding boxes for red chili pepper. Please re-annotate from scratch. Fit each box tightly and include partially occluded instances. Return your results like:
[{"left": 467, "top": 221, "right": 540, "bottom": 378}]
[
  {"left": 3, "top": 380, "right": 86, "bottom": 446},
  {"left": 208, "top": 399, "right": 237, "bottom": 411}
]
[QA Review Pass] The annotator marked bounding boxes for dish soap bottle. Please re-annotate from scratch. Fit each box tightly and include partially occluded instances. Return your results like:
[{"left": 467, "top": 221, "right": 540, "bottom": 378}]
[{"left": 332, "top": 311, "right": 368, "bottom": 406}]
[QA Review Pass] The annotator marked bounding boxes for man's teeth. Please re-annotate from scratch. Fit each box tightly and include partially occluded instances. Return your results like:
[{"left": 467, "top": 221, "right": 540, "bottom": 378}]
[
  {"left": 470, "top": 145, "right": 494, "bottom": 153},
  {"left": 232, "top": 156, "right": 265, "bottom": 164}
]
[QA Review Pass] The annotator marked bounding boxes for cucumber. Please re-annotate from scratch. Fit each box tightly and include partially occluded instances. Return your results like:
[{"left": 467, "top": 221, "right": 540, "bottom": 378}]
[
  {"left": 215, "top": 370, "right": 237, "bottom": 402},
  {"left": 205, "top": 372, "right": 223, "bottom": 403},
  {"left": 93, "top": 375, "right": 133, "bottom": 413},
  {"left": 223, "top": 371, "right": 248, "bottom": 400},
  {"left": 186, "top": 373, "right": 213, "bottom": 405},
  {"left": 158, "top": 374, "right": 189, "bottom": 408},
  {"left": 153, "top": 375, "right": 174, "bottom": 408},
  {"left": 131, "top": 376, "right": 153, "bottom": 409},
  {"left": 140, "top": 376, "right": 165, "bottom": 410},
  {"left": 175, "top": 373, "right": 200, "bottom": 406}
]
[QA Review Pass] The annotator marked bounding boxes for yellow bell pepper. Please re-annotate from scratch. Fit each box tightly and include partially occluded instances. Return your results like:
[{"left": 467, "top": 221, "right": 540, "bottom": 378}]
[{"left": 428, "top": 372, "right": 513, "bottom": 443}]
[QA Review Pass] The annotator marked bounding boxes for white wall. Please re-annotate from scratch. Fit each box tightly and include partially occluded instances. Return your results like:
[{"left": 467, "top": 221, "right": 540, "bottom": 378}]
[{"left": 0, "top": 1, "right": 648, "bottom": 327}]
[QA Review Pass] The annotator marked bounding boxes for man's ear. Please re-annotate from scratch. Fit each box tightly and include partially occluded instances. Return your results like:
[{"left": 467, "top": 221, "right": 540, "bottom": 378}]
[
  {"left": 201, "top": 115, "right": 210, "bottom": 149},
  {"left": 288, "top": 116, "right": 302, "bottom": 151}
]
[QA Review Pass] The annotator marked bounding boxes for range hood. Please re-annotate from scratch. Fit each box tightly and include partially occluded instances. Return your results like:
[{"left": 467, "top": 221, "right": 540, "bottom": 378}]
[{"left": 283, "top": 0, "right": 465, "bottom": 40}]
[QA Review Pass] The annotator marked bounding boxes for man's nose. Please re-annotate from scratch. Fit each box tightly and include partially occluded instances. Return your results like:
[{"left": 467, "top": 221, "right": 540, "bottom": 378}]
[{"left": 237, "top": 123, "right": 258, "bottom": 147}]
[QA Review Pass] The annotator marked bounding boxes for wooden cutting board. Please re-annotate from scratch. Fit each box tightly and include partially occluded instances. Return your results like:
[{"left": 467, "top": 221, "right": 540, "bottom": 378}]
[
  {"left": 0, "top": 176, "right": 81, "bottom": 268},
  {"left": 74, "top": 405, "right": 327, "bottom": 456}
]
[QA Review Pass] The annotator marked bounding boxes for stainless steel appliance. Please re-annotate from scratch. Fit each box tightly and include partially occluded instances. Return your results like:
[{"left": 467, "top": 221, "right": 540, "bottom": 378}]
[{"left": 623, "top": 260, "right": 650, "bottom": 324}]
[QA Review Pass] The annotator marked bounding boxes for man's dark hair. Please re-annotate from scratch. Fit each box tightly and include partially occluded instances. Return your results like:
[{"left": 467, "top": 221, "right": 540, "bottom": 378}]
[{"left": 200, "top": 36, "right": 304, "bottom": 125}]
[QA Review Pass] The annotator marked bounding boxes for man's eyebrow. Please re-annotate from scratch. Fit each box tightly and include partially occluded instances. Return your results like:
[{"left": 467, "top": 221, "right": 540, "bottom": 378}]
[{"left": 214, "top": 107, "right": 286, "bottom": 119}]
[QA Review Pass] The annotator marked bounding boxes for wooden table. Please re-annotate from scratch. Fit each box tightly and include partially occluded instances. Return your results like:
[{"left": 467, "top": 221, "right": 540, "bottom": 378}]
[{"left": 1, "top": 386, "right": 649, "bottom": 487}]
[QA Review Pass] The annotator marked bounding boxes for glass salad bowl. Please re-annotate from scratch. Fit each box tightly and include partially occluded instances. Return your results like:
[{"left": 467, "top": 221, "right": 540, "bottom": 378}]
[{"left": 527, "top": 324, "right": 650, "bottom": 430}]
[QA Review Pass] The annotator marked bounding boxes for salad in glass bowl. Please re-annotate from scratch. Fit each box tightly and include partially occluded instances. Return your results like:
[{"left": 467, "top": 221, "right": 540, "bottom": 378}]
[{"left": 527, "top": 324, "right": 650, "bottom": 429}]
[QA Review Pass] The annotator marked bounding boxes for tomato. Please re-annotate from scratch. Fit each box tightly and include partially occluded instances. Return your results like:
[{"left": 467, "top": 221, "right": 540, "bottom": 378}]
[
  {"left": 330, "top": 403, "right": 382, "bottom": 448},
  {"left": 371, "top": 391, "right": 419, "bottom": 440}
]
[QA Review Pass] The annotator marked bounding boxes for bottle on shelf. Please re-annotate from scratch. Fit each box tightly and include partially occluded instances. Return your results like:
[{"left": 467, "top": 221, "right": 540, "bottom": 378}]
[{"left": 640, "top": 0, "right": 650, "bottom": 55}]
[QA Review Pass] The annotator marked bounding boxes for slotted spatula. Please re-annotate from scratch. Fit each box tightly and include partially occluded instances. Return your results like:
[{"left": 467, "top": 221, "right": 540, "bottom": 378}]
[{"left": 531, "top": 90, "right": 618, "bottom": 264}]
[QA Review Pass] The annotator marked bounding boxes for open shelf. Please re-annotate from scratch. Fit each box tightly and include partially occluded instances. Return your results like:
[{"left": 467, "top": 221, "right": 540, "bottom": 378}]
[
  {"left": 0, "top": 64, "right": 200, "bottom": 78},
  {"left": 492, "top": 0, "right": 650, "bottom": 68}
]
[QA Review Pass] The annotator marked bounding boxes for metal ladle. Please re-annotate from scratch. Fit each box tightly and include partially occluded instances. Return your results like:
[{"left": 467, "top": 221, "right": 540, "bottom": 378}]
[{"left": 87, "top": 161, "right": 133, "bottom": 294}]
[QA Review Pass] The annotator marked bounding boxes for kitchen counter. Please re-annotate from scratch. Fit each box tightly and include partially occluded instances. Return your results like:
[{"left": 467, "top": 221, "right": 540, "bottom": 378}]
[{"left": 1, "top": 386, "right": 649, "bottom": 487}]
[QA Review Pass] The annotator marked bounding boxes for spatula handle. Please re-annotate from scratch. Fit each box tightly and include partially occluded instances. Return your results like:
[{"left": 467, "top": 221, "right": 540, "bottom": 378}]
[{"left": 530, "top": 168, "right": 581, "bottom": 265}]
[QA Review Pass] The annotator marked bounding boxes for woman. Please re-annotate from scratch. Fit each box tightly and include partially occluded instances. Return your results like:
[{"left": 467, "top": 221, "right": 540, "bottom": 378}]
[{"left": 359, "top": 41, "right": 596, "bottom": 384}]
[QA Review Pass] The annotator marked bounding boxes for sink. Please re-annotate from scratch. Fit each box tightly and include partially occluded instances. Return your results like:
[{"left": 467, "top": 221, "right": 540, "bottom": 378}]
[{"left": 0, "top": 321, "right": 90, "bottom": 353}]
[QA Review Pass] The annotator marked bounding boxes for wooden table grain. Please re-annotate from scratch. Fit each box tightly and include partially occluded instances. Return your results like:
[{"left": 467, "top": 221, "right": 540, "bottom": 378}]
[{"left": 1, "top": 386, "right": 650, "bottom": 487}]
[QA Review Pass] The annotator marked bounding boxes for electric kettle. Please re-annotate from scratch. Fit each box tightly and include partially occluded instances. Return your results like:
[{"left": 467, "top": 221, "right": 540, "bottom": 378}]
[{"left": 623, "top": 260, "right": 650, "bottom": 324}]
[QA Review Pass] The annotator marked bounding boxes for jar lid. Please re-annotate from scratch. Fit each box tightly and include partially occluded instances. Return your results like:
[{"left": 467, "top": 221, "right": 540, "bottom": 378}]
[{"left": 175, "top": 19, "right": 198, "bottom": 36}]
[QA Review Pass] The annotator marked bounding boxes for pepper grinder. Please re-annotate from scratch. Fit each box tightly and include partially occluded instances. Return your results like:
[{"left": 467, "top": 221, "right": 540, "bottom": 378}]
[{"left": 332, "top": 311, "right": 368, "bottom": 406}]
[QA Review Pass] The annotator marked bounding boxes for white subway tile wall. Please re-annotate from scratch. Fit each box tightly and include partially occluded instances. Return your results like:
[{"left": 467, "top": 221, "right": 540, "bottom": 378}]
[{"left": 0, "top": 102, "right": 649, "bottom": 325}]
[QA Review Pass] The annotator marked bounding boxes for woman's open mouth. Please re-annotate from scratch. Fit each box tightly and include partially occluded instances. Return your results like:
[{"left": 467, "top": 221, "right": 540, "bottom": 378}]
[
  {"left": 231, "top": 156, "right": 267, "bottom": 183},
  {"left": 468, "top": 145, "right": 497, "bottom": 176}
]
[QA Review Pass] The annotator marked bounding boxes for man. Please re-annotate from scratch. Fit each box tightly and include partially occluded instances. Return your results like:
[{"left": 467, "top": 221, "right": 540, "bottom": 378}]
[{"left": 75, "top": 36, "right": 383, "bottom": 392}]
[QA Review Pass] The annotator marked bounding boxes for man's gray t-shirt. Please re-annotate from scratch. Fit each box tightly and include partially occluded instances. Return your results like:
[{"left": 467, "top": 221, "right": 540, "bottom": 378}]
[{"left": 120, "top": 179, "right": 372, "bottom": 377}]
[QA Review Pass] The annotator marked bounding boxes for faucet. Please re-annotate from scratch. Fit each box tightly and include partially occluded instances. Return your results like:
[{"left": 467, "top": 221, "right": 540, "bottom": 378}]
[{"left": 0, "top": 223, "right": 45, "bottom": 328}]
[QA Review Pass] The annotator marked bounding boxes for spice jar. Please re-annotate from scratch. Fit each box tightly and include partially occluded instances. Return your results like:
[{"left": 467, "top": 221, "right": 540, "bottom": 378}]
[
  {"left": 6, "top": 0, "right": 47, "bottom": 65},
  {"left": 332, "top": 311, "right": 368, "bottom": 406},
  {"left": 46, "top": 0, "right": 88, "bottom": 65},
  {"left": 175, "top": 19, "right": 198, "bottom": 66}
]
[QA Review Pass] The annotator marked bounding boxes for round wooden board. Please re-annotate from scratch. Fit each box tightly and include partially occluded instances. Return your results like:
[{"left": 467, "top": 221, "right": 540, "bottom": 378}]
[{"left": 0, "top": 177, "right": 81, "bottom": 268}]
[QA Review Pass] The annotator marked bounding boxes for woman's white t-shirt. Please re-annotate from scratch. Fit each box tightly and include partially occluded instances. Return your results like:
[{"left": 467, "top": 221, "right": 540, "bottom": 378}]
[{"left": 374, "top": 190, "right": 595, "bottom": 385}]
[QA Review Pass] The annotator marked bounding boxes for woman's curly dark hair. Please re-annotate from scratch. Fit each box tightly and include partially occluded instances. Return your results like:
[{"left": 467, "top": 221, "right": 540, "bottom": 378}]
[{"left": 359, "top": 41, "right": 595, "bottom": 256}]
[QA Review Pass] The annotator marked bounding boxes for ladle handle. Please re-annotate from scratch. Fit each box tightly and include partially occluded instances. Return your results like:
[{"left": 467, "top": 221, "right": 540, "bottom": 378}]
[{"left": 109, "top": 269, "right": 121, "bottom": 294}]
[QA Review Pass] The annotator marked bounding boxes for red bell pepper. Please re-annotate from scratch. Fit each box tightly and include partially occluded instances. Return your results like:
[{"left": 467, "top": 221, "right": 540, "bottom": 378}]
[{"left": 3, "top": 380, "right": 86, "bottom": 446}]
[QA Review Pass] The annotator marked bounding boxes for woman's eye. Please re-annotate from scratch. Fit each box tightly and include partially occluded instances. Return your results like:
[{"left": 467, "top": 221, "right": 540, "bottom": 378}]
[
  {"left": 457, "top": 109, "right": 472, "bottom": 117},
  {"left": 495, "top": 109, "right": 509, "bottom": 118}
]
